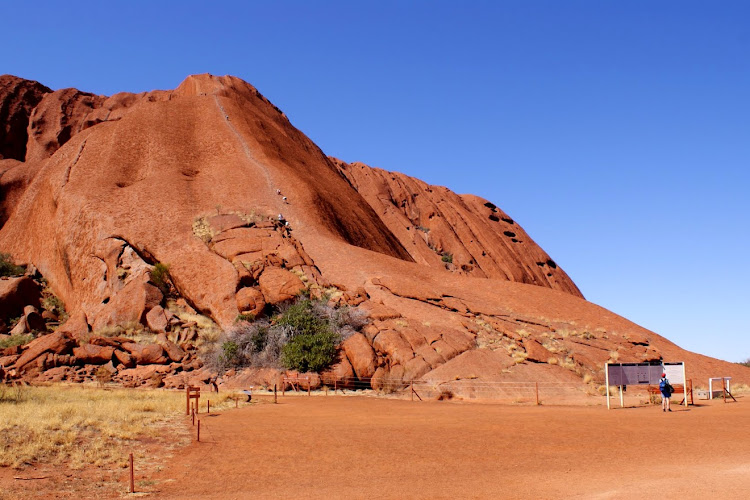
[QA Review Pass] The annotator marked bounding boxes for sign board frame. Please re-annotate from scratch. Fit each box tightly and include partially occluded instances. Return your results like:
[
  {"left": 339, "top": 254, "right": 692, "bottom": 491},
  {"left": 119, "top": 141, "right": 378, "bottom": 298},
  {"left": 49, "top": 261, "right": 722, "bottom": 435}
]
[{"left": 605, "top": 362, "right": 687, "bottom": 409}]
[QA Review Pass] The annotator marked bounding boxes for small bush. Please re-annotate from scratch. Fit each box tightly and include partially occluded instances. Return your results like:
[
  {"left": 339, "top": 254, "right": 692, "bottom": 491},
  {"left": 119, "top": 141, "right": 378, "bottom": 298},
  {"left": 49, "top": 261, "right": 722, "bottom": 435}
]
[
  {"left": 0, "top": 253, "right": 24, "bottom": 277},
  {"left": 95, "top": 366, "right": 113, "bottom": 388},
  {"left": 235, "top": 313, "right": 255, "bottom": 323},
  {"left": 280, "top": 331, "right": 339, "bottom": 372},
  {"left": 206, "top": 297, "right": 367, "bottom": 373},
  {"left": 441, "top": 253, "right": 453, "bottom": 263},
  {"left": 0, "top": 334, "right": 33, "bottom": 349},
  {"left": 150, "top": 263, "right": 171, "bottom": 296},
  {"left": 738, "top": 358, "right": 750, "bottom": 368}
]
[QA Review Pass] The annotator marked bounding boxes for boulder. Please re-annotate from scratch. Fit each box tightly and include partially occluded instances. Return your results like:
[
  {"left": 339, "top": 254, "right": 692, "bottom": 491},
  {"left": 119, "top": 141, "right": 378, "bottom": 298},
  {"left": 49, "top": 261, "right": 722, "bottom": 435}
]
[
  {"left": 320, "top": 354, "right": 356, "bottom": 388},
  {"left": 121, "top": 342, "right": 168, "bottom": 365},
  {"left": 160, "top": 339, "right": 186, "bottom": 362},
  {"left": 235, "top": 287, "right": 265, "bottom": 317},
  {"left": 342, "top": 333, "right": 377, "bottom": 380},
  {"left": 146, "top": 305, "right": 169, "bottom": 333},
  {"left": 13, "top": 331, "right": 75, "bottom": 371},
  {"left": 258, "top": 268, "right": 304, "bottom": 305},
  {"left": 0, "top": 276, "right": 41, "bottom": 322},
  {"left": 22, "top": 305, "right": 46, "bottom": 332},
  {"left": 91, "top": 276, "right": 163, "bottom": 331},
  {"left": 113, "top": 349, "right": 135, "bottom": 368},
  {"left": 72, "top": 344, "right": 115, "bottom": 365},
  {"left": 522, "top": 338, "right": 554, "bottom": 363}
]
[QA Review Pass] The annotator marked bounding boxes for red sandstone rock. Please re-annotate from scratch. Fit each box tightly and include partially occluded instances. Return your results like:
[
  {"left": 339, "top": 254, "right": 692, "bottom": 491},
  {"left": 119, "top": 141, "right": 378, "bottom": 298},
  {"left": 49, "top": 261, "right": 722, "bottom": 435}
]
[
  {"left": 13, "top": 331, "right": 74, "bottom": 371},
  {"left": 522, "top": 338, "right": 554, "bottom": 363},
  {"left": 342, "top": 333, "right": 377, "bottom": 380},
  {"left": 146, "top": 305, "right": 169, "bottom": 333},
  {"left": 0, "top": 73, "right": 747, "bottom": 390},
  {"left": 0, "top": 276, "right": 41, "bottom": 324},
  {"left": 113, "top": 349, "right": 135, "bottom": 368},
  {"left": 121, "top": 343, "right": 168, "bottom": 365},
  {"left": 236, "top": 287, "right": 265, "bottom": 317},
  {"left": 0, "top": 75, "right": 51, "bottom": 161},
  {"left": 72, "top": 344, "right": 114, "bottom": 364},
  {"left": 258, "top": 268, "right": 304, "bottom": 305}
]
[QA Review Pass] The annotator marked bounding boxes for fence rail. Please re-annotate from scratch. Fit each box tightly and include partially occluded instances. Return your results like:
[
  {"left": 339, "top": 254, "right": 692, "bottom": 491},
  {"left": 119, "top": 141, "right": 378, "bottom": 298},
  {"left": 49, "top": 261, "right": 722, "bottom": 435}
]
[{"left": 274, "top": 375, "right": 596, "bottom": 405}]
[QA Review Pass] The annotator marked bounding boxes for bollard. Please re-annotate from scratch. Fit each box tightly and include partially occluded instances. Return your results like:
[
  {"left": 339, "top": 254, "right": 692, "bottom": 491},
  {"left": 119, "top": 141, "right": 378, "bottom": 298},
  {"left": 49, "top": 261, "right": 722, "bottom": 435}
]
[
  {"left": 325, "top": 385, "right": 329, "bottom": 396},
  {"left": 197, "top": 420, "right": 201, "bottom": 442},
  {"left": 334, "top": 379, "right": 337, "bottom": 394},
  {"left": 235, "top": 397, "right": 238, "bottom": 408},
  {"left": 274, "top": 384, "right": 278, "bottom": 404},
  {"left": 308, "top": 379, "right": 311, "bottom": 397},
  {"left": 207, "top": 400, "right": 210, "bottom": 414},
  {"left": 535, "top": 382, "right": 539, "bottom": 405},
  {"left": 192, "top": 408, "right": 195, "bottom": 426},
  {"left": 129, "top": 453, "right": 134, "bottom": 493}
]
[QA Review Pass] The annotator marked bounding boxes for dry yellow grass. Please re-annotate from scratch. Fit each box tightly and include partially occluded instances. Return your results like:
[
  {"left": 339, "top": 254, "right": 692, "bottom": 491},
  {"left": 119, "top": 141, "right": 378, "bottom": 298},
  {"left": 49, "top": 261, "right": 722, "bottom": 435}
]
[{"left": 0, "top": 385, "right": 189, "bottom": 469}]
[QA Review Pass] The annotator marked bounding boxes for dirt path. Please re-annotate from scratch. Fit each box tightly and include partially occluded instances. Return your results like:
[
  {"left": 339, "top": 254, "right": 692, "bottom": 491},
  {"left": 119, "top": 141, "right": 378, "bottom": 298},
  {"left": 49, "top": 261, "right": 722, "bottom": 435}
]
[{"left": 147, "top": 395, "right": 750, "bottom": 499}]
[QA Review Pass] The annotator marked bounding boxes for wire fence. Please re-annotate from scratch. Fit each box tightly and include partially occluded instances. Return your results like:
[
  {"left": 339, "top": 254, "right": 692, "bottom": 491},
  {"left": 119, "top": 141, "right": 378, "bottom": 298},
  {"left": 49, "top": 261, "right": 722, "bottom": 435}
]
[{"left": 271, "top": 375, "right": 597, "bottom": 405}]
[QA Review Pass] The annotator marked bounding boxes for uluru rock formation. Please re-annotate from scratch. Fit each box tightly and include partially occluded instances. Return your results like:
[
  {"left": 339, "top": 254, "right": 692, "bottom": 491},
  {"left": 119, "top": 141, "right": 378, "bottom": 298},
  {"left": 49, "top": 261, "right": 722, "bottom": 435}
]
[{"left": 1, "top": 73, "right": 748, "bottom": 391}]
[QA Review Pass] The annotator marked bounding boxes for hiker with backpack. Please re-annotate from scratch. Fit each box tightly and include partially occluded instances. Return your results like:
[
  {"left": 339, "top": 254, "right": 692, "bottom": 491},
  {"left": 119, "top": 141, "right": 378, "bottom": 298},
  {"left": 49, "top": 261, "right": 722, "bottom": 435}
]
[{"left": 659, "top": 372, "right": 673, "bottom": 412}]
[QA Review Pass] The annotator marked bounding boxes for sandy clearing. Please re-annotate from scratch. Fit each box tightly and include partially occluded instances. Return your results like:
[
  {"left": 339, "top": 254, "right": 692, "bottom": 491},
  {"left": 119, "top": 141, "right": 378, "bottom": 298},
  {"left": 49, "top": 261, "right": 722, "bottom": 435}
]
[{"left": 148, "top": 395, "right": 750, "bottom": 499}]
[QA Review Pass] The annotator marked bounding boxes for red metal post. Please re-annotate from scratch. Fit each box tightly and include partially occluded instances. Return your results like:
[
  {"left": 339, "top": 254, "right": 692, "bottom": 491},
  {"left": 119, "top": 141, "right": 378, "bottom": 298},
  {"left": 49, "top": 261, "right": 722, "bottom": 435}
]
[
  {"left": 274, "top": 384, "right": 278, "bottom": 403},
  {"left": 536, "top": 382, "right": 539, "bottom": 405},
  {"left": 308, "top": 377, "right": 311, "bottom": 396},
  {"left": 207, "top": 400, "right": 210, "bottom": 413},
  {"left": 197, "top": 420, "right": 201, "bottom": 442}
]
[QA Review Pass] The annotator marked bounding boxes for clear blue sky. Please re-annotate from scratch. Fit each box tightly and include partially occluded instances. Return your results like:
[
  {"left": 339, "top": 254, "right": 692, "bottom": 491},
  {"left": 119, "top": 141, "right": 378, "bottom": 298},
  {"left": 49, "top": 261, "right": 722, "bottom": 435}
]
[{"left": 3, "top": 1, "right": 749, "bottom": 362}]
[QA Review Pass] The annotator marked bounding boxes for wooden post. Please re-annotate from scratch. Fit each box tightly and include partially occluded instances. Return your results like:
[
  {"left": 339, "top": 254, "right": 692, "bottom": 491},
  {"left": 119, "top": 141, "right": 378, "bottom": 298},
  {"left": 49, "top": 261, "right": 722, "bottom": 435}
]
[
  {"left": 723, "top": 378, "right": 727, "bottom": 402},
  {"left": 186, "top": 387, "right": 190, "bottom": 415},
  {"left": 197, "top": 420, "right": 201, "bottom": 442},
  {"left": 307, "top": 377, "right": 311, "bottom": 396},
  {"left": 325, "top": 385, "right": 329, "bottom": 396},
  {"left": 605, "top": 362, "right": 611, "bottom": 410},
  {"left": 191, "top": 408, "right": 195, "bottom": 426},
  {"left": 207, "top": 400, "right": 210, "bottom": 414},
  {"left": 535, "top": 382, "right": 539, "bottom": 405},
  {"left": 274, "top": 384, "right": 278, "bottom": 404},
  {"left": 334, "top": 379, "right": 337, "bottom": 394},
  {"left": 129, "top": 453, "right": 134, "bottom": 493},
  {"left": 235, "top": 397, "right": 238, "bottom": 409}
]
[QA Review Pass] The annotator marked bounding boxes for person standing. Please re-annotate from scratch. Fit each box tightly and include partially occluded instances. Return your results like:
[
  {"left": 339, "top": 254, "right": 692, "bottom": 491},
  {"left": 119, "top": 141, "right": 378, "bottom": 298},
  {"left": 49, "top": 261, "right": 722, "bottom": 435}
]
[{"left": 659, "top": 372, "right": 672, "bottom": 412}]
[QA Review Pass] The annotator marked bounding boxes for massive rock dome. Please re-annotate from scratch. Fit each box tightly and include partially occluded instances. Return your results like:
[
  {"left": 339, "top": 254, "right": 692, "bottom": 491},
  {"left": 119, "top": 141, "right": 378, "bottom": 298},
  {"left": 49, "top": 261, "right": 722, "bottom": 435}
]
[{"left": 1, "top": 73, "right": 747, "bottom": 388}]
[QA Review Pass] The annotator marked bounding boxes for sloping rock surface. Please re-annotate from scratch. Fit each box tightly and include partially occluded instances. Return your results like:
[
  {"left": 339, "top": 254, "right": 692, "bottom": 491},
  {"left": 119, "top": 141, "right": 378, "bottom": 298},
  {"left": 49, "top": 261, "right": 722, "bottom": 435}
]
[{"left": 0, "top": 73, "right": 748, "bottom": 389}]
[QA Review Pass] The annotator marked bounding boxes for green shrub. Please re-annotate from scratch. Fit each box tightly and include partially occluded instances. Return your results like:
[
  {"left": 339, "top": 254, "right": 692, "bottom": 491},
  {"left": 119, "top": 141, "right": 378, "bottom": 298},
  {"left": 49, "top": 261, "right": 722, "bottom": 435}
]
[
  {"left": 0, "top": 334, "right": 33, "bottom": 349},
  {"left": 0, "top": 253, "right": 24, "bottom": 277},
  {"left": 441, "top": 253, "right": 453, "bottom": 263},
  {"left": 280, "top": 331, "right": 339, "bottom": 372},
  {"left": 149, "top": 263, "right": 171, "bottom": 296},
  {"left": 235, "top": 313, "right": 255, "bottom": 323},
  {"left": 220, "top": 341, "right": 240, "bottom": 368},
  {"left": 739, "top": 358, "right": 750, "bottom": 368},
  {"left": 206, "top": 296, "right": 368, "bottom": 374},
  {"left": 275, "top": 299, "right": 329, "bottom": 337}
]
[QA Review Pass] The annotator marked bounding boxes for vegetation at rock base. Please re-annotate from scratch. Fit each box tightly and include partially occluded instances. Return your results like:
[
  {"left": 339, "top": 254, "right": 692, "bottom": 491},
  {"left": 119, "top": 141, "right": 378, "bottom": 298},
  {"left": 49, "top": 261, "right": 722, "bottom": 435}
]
[
  {"left": 149, "top": 262, "right": 172, "bottom": 296},
  {"left": 208, "top": 296, "right": 367, "bottom": 373},
  {"left": 441, "top": 252, "right": 453, "bottom": 263},
  {"left": 0, "top": 333, "right": 33, "bottom": 349},
  {"left": 0, "top": 252, "right": 24, "bottom": 277}
]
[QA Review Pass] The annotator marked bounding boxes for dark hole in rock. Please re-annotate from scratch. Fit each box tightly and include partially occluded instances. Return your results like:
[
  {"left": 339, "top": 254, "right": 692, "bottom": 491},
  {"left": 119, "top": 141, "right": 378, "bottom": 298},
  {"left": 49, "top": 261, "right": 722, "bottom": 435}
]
[
  {"left": 501, "top": 217, "right": 514, "bottom": 224},
  {"left": 546, "top": 259, "right": 557, "bottom": 269},
  {"left": 489, "top": 214, "right": 500, "bottom": 222},
  {"left": 504, "top": 231, "right": 516, "bottom": 238},
  {"left": 102, "top": 297, "right": 110, "bottom": 304}
]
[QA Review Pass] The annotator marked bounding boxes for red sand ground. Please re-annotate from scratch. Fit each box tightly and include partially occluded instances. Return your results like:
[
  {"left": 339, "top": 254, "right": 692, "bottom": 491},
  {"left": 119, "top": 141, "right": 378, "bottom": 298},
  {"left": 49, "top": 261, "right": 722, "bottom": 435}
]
[{"left": 2, "top": 394, "right": 749, "bottom": 499}]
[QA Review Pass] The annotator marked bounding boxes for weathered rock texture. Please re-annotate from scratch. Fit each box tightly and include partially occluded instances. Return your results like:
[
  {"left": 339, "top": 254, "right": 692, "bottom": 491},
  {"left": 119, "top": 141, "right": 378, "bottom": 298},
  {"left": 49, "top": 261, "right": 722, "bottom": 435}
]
[{"left": 1, "top": 73, "right": 748, "bottom": 390}]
